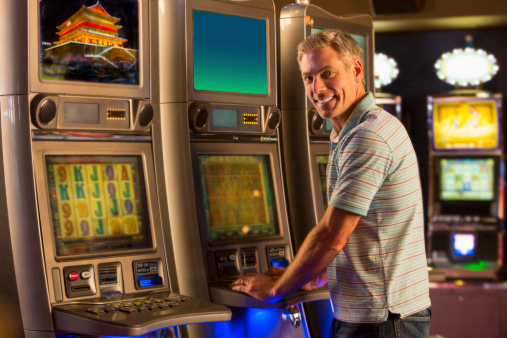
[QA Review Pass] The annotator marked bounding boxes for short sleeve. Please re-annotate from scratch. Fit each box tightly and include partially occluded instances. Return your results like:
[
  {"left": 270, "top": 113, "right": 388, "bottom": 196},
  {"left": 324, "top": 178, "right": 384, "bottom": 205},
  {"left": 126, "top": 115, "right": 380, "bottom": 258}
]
[{"left": 328, "top": 130, "right": 393, "bottom": 216}]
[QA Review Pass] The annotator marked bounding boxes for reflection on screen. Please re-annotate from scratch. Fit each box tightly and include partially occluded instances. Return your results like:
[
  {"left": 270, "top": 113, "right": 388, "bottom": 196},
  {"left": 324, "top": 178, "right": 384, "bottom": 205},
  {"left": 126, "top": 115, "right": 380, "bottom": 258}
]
[
  {"left": 193, "top": 10, "right": 268, "bottom": 95},
  {"left": 440, "top": 158, "right": 495, "bottom": 201},
  {"left": 432, "top": 99, "right": 499, "bottom": 150},
  {"left": 46, "top": 155, "right": 152, "bottom": 257},
  {"left": 39, "top": 0, "right": 139, "bottom": 85},
  {"left": 315, "top": 155, "right": 329, "bottom": 210},
  {"left": 198, "top": 155, "right": 279, "bottom": 242}
]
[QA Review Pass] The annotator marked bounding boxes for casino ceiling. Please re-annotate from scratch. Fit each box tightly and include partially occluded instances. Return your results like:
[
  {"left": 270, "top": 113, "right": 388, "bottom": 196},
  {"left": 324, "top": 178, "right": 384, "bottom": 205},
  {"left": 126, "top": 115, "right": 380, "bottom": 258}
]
[{"left": 273, "top": 0, "right": 507, "bottom": 33}]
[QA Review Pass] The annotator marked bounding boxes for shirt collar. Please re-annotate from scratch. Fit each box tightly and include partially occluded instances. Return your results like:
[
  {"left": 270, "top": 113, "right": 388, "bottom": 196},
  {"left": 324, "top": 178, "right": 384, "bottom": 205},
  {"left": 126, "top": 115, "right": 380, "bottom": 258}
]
[{"left": 330, "top": 92, "right": 374, "bottom": 142}]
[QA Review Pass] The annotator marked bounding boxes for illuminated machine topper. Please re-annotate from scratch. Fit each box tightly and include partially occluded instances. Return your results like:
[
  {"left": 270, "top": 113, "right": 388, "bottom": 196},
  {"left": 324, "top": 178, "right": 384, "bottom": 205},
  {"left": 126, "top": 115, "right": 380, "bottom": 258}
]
[
  {"left": 198, "top": 155, "right": 279, "bottom": 242},
  {"left": 439, "top": 158, "right": 495, "bottom": 201},
  {"left": 39, "top": 0, "right": 139, "bottom": 85},
  {"left": 435, "top": 48, "right": 499, "bottom": 87},
  {"left": 430, "top": 97, "right": 500, "bottom": 150},
  {"left": 374, "top": 53, "right": 399, "bottom": 89},
  {"left": 46, "top": 155, "right": 153, "bottom": 257}
]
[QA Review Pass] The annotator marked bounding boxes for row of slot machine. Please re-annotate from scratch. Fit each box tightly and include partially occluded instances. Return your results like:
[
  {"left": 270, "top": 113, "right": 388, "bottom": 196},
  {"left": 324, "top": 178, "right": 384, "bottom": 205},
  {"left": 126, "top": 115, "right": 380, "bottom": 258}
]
[
  {"left": 0, "top": 0, "right": 389, "bottom": 337},
  {"left": 427, "top": 90, "right": 504, "bottom": 280}
]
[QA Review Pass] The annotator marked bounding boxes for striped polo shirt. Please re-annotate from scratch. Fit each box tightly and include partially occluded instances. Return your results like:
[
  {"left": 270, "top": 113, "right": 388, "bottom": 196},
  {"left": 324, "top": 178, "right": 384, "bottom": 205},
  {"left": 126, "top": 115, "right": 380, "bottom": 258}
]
[{"left": 326, "top": 92, "right": 430, "bottom": 323}]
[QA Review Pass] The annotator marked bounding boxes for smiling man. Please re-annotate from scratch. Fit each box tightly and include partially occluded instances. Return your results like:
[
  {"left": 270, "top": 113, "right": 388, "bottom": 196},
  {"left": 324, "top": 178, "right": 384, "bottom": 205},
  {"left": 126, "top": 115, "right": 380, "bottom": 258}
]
[{"left": 231, "top": 29, "right": 431, "bottom": 337}]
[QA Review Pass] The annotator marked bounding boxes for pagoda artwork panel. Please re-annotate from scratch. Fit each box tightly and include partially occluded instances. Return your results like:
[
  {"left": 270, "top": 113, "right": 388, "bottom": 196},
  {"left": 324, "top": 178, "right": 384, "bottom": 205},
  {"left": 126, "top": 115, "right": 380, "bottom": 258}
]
[{"left": 39, "top": 0, "right": 140, "bottom": 85}]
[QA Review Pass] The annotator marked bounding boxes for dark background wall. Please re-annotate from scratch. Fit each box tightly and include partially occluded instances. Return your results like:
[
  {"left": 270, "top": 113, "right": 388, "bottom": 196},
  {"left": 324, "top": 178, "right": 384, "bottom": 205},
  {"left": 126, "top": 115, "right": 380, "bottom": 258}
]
[{"left": 375, "top": 28, "right": 507, "bottom": 220}]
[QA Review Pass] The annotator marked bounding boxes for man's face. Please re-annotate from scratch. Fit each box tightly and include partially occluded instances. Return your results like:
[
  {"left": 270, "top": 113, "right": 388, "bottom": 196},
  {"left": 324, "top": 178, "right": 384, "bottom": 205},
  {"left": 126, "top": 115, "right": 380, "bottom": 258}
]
[{"left": 300, "top": 46, "right": 364, "bottom": 121}]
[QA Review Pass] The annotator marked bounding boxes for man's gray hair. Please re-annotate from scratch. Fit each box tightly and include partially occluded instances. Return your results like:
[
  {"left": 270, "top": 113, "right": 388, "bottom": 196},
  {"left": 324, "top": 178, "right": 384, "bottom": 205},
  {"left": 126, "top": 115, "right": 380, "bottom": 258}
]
[{"left": 297, "top": 29, "right": 365, "bottom": 83}]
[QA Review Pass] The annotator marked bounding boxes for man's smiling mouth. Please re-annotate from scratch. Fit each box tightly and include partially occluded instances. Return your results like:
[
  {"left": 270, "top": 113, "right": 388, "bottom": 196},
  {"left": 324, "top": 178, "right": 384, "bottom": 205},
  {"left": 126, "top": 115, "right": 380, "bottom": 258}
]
[{"left": 316, "top": 96, "right": 335, "bottom": 104}]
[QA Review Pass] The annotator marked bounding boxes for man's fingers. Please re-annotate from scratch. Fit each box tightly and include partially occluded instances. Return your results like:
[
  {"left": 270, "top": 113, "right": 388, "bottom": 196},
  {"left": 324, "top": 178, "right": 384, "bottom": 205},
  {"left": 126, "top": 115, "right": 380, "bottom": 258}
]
[
  {"left": 229, "top": 278, "right": 247, "bottom": 288},
  {"left": 230, "top": 284, "right": 244, "bottom": 292}
]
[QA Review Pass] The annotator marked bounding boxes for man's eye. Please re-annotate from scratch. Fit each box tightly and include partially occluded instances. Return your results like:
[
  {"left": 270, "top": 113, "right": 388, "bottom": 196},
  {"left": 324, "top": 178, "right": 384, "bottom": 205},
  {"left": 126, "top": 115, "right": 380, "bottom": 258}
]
[
  {"left": 323, "top": 70, "right": 334, "bottom": 77},
  {"left": 304, "top": 76, "right": 313, "bottom": 82}
]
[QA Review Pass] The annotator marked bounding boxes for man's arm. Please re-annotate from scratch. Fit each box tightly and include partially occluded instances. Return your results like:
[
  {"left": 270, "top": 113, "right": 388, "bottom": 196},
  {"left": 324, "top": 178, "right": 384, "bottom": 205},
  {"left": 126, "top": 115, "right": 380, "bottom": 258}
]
[
  {"left": 230, "top": 206, "right": 361, "bottom": 302},
  {"left": 263, "top": 265, "right": 328, "bottom": 291},
  {"left": 300, "top": 268, "right": 328, "bottom": 291}
]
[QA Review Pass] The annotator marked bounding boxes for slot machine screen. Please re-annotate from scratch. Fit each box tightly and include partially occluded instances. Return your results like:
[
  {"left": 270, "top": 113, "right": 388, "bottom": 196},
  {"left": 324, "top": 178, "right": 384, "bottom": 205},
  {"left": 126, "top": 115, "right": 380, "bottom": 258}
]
[
  {"left": 430, "top": 98, "right": 500, "bottom": 151},
  {"left": 451, "top": 232, "right": 476, "bottom": 260},
  {"left": 439, "top": 158, "right": 495, "bottom": 201},
  {"left": 197, "top": 155, "right": 280, "bottom": 243},
  {"left": 192, "top": 10, "right": 268, "bottom": 95},
  {"left": 38, "top": 0, "right": 140, "bottom": 85},
  {"left": 45, "top": 155, "right": 153, "bottom": 257},
  {"left": 315, "top": 155, "right": 329, "bottom": 210}
]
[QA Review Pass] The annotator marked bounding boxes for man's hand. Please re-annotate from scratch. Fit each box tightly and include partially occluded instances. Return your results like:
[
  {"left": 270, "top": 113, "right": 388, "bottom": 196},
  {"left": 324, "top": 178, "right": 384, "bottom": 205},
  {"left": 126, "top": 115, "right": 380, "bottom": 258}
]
[
  {"left": 231, "top": 207, "right": 359, "bottom": 303},
  {"left": 229, "top": 273, "right": 282, "bottom": 303},
  {"left": 230, "top": 266, "right": 328, "bottom": 300}
]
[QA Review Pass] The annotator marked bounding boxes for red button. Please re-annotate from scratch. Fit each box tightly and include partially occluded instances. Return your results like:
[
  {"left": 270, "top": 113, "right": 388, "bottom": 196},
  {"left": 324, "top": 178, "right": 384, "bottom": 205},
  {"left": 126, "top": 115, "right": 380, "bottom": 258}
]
[{"left": 69, "top": 272, "right": 79, "bottom": 281}]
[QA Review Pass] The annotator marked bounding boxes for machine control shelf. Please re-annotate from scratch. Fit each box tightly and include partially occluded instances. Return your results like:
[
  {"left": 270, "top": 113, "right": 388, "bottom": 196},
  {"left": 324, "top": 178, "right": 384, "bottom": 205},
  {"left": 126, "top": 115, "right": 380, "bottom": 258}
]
[
  {"left": 52, "top": 291, "right": 231, "bottom": 336},
  {"left": 209, "top": 282, "right": 330, "bottom": 308}
]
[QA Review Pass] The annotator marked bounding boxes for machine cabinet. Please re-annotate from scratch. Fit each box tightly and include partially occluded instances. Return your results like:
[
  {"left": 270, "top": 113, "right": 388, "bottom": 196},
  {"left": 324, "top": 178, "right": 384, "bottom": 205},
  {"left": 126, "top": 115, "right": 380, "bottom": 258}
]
[{"left": 429, "top": 283, "right": 507, "bottom": 338}]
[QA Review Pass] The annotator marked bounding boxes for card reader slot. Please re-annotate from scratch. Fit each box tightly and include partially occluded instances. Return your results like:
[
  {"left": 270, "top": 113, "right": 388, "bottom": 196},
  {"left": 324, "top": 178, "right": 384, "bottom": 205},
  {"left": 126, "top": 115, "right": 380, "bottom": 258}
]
[{"left": 71, "top": 285, "right": 91, "bottom": 293}]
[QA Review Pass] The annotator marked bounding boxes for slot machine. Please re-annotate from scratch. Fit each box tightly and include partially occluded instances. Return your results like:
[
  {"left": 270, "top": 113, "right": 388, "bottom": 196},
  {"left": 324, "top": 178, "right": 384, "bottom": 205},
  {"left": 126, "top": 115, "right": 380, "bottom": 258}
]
[
  {"left": 0, "top": 1, "right": 230, "bottom": 337},
  {"left": 157, "top": 0, "right": 331, "bottom": 336},
  {"left": 0, "top": 1, "right": 28, "bottom": 336},
  {"left": 427, "top": 91, "right": 504, "bottom": 280},
  {"left": 279, "top": 2, "right": 374, "bottom": 336}
]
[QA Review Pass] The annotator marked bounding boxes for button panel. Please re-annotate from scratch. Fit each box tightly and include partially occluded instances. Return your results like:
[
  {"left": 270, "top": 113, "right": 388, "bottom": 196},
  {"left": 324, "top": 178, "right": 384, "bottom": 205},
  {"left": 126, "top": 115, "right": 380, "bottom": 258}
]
[
  {"left": 63, "top": 265, "right": 96, "bottom": 298},
  {"left": 81, "top": 271, "right": 91, "bottom": 279},
  {"left": 215, "top": 249, "right": 239, "bottom": 277},
  {"left": 85, "top": 295, "right": 193, "bottom": 315}
]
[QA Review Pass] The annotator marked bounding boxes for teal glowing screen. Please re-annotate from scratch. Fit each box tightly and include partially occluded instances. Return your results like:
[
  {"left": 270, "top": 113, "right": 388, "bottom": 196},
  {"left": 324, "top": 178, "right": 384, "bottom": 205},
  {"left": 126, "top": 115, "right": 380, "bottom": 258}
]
[{"left": 193, "top": 10, "right": 268, "bottom": 95}]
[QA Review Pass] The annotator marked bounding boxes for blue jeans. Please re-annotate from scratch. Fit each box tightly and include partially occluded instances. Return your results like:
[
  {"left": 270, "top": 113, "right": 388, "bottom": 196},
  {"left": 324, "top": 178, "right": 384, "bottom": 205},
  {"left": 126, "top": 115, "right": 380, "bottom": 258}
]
[{"left": 330, "top": 308, "right": 431, "bottom": 338}]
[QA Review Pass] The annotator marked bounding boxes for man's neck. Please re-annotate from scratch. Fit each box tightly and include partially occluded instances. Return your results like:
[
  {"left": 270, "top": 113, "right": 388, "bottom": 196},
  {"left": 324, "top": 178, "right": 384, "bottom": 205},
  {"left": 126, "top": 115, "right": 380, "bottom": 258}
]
[{"left": 330, "top": 90, "right": 368, "bottom": 135}]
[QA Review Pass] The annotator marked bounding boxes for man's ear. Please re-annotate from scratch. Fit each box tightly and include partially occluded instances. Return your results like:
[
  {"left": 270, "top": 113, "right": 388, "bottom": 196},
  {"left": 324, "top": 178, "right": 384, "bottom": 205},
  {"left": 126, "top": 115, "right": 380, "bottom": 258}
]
[{"left": 353, "top": 59, "right": 364, "bottom": 83}]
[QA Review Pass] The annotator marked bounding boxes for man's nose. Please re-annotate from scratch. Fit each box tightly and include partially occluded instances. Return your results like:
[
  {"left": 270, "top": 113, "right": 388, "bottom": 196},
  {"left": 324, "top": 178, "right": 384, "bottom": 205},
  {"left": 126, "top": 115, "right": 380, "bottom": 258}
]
[{"left": 313, "top": 76, "right": 326, "bottom": 94}]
